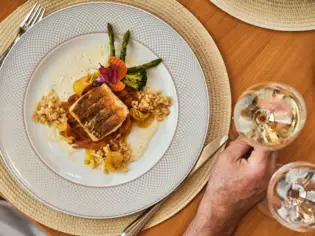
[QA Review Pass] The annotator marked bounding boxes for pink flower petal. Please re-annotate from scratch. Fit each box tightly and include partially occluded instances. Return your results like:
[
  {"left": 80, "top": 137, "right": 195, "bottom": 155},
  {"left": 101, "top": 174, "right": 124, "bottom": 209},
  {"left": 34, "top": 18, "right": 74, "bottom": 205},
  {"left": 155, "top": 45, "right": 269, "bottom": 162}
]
[
  {"left": 111, "top": 64, "right": 118, "bottom": 70},
  {"left": 96, "top": 74, "right": 109, "bottom": 83},
  {"left": 99, "top": 63, "right": 108, "bottom": 75},
  {"left": 97, "top": 63, "right": 119, "bottom": 85},
  {"left": 110, "top": 69, "right": 118, "bottom": 84}
]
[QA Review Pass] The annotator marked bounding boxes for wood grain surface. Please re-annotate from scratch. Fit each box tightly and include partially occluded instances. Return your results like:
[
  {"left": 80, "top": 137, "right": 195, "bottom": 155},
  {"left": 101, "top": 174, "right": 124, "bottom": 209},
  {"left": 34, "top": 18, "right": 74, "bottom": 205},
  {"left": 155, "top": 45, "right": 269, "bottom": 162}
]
[{"left": 1, "top": 0, "right": 315, "bottom": 235}]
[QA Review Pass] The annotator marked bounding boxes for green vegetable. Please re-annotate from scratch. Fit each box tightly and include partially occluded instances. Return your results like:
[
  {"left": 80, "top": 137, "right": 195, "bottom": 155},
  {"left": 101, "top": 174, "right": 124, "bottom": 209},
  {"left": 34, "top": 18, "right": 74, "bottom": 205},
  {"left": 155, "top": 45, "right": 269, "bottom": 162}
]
[
  {"left": 107, "top": 23, "right": 115, "bottom": 57},
  {"left": 122, "top": 70, "right": 147, "bottom": 90},
  {"left": 127, "top": 59, "right": 162, "bottom": 74},
  {"left": 92, "top": 80, "right": 103, "bottom": 87},
  {"left": 120, "top": 30, "right": 130, "bottom": 61}
]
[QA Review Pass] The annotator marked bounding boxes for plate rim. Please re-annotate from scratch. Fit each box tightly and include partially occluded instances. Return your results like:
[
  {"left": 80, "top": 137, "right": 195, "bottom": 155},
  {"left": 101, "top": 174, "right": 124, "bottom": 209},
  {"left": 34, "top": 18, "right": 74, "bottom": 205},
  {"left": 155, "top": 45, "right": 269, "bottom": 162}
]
[{"left": 0, "top": 1, "right": 209, "bottom": 219}]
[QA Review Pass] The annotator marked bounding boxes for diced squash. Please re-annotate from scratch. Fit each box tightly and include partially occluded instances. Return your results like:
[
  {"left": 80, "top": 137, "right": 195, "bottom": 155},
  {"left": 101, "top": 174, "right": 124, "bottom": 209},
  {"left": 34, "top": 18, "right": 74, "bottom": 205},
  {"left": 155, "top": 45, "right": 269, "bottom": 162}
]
[{"left": 73, "top": 75, "right": 92, "bottom": 96}]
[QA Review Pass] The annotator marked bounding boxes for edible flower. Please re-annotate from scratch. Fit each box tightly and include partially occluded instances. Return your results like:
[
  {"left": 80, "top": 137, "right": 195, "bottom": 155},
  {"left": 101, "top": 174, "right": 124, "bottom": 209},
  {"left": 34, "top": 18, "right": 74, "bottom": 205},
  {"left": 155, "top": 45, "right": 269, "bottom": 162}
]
[{"left": 96, "top": 63, "right": 119, "bottom": 84}]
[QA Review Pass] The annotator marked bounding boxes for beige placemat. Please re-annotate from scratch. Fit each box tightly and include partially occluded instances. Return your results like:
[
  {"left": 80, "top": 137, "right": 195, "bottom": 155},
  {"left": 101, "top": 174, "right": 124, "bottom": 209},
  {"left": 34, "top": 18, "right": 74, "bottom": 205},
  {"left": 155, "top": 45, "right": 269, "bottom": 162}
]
[
  {"left": 0, "top": 0, "right": 231, "bottom": 235},
  {"left": 211, "top": 0, "right": 315, "bottom": 31}
]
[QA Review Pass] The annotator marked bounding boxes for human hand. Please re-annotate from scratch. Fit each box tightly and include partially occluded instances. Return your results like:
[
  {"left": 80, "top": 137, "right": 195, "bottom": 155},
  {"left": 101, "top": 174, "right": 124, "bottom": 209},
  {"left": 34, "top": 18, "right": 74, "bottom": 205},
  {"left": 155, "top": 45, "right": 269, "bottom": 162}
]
[{"left": 184, "top": 137, "right": 278, "bottom": 236}]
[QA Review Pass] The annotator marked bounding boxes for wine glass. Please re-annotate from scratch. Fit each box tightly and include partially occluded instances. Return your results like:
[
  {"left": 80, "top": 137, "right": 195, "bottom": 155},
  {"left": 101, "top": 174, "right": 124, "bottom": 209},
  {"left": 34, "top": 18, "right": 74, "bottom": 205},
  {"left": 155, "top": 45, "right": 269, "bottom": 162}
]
[
  {"left": 268, "top": 162, "right": 315, "bottom": 232},
  {"left": 233, "top": 83, "right": 306, "bottom": 150},
  {"left": 234, "top": 82, "right": 309, "bottom": 231}
]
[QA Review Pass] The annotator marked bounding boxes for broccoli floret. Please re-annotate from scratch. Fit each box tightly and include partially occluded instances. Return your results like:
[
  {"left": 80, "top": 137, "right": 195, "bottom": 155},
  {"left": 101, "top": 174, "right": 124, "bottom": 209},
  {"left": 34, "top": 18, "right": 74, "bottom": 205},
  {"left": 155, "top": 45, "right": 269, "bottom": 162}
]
[{"left": 123, "top": 70, "right": 147, "bottom": 90}]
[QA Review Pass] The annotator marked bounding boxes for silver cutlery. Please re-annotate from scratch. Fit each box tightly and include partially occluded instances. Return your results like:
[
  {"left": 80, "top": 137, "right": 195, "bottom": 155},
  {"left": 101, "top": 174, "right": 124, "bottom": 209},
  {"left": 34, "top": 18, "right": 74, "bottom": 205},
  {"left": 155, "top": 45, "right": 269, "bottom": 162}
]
[
  {"left": 121, "top": 135, "right": 228, "bottom": 236},
  {"left": 0, "top": 4, "right": 45, "bottom": 67}
]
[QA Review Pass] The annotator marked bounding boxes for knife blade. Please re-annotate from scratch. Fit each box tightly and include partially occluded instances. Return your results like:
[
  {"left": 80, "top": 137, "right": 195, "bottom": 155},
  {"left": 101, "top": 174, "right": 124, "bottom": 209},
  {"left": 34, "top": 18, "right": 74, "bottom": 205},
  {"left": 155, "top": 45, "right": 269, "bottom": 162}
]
[{"left": 190, "top": 135, "right": 228, "bottom": 176}]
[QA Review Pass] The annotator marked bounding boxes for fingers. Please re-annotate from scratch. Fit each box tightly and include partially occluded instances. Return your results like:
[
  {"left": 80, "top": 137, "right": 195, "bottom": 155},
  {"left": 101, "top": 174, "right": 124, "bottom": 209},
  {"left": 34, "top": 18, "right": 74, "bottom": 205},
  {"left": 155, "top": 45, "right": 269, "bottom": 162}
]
[
  {"left": 249, "top": 148, "right": 278, "bottom": 169},
  {"left": 270, "top": 152, "right": 278, "bottom": 167},
  {"left": 248, "top": 148, "right": 272, "bottom": 165},
  {"left": 224, "top": 137, "right": 280, "bottom": 170},
  {"left": 224, "top": 136, "right": 252, "bottom": 161}
]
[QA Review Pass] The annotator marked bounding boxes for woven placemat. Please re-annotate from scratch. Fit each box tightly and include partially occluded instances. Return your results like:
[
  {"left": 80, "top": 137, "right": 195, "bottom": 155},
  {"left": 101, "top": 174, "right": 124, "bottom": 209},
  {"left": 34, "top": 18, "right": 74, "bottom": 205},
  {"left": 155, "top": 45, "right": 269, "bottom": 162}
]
[
  {"left": 211, "top": 0, "right": 315, "bottom": 31},
  {"left": 0, "top": 0, "right": 231, "bottom": 235}
]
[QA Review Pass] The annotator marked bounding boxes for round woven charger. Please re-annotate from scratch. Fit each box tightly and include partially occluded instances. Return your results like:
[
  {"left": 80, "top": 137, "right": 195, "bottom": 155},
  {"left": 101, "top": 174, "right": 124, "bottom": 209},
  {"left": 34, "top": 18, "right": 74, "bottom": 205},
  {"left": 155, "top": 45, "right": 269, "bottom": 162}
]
[
  {"left": 211, "top": 0, "right": 315, "bottom": 31},
  {"left": 0, "top": 0, "right": 231, "bottom": 235}
]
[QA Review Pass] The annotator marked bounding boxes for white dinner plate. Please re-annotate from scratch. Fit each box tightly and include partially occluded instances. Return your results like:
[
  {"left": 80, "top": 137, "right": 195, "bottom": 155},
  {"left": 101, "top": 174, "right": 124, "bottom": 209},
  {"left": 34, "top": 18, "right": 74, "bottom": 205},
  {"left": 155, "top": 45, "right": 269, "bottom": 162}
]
[{"left": 0, "top": 2, "right": 209, "bottom": 218}]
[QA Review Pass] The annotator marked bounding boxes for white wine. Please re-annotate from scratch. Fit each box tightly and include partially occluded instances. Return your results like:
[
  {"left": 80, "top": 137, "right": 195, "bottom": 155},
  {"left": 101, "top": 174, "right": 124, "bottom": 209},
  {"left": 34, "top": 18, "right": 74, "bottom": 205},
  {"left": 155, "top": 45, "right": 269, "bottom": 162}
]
[
  {"left": 234, "top": 83, "right": 306, "bottom": 150},
  {"left": 268, "top": 162, "right": 315, "bottom": 232}
]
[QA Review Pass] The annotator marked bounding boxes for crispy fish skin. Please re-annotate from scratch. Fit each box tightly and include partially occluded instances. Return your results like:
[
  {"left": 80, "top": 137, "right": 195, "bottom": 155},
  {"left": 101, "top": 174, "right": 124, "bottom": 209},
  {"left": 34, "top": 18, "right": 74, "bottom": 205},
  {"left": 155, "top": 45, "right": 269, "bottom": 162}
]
[{"left": 69, "top": 84, "right": 129, "bottom": 141}]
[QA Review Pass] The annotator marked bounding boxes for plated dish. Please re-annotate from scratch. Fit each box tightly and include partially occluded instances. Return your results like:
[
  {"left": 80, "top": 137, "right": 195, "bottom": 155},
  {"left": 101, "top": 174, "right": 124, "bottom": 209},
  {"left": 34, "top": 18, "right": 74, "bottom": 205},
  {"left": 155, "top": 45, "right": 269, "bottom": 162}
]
[
  {"left": 0, "top": 2, "right": 209, "bottom": 218},
  {"left": 32, "top": 24, "right": 171, "bottom": 174}
]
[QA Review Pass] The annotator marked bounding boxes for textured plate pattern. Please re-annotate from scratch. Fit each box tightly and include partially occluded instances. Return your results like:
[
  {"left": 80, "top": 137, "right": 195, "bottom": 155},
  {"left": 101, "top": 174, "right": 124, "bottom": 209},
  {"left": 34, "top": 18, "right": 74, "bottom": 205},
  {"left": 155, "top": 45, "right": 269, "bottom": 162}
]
[{"left": 0, "top": 3, "right": 208, "bottom": 218}]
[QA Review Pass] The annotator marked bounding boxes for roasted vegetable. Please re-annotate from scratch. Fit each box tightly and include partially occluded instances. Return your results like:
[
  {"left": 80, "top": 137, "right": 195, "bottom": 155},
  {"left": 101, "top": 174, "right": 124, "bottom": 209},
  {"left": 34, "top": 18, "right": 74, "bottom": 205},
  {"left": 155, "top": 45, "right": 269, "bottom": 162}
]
[
  {"left": 73, "top": 75, "right": 92, "bottom": 96},
  {"left": 92, "top": 80, "right": 103, "bottom": 87},
  {"left": 120, "top": 30, "right": 130, "bottom": 61},
  {"left": 103, "top": 146, "right": 126, "bottom": 173},
  {"left": 107, "top": 23, "right": 115, "bottom": 57},
  {"left": 108, "top": 81, "right": 126, "bottom": 92},
  {"left": 123, "top": 69, "right": 147, "bottom": 90},
  {"left": 127, "top": 59, "right": 162, "bottom": 74}
]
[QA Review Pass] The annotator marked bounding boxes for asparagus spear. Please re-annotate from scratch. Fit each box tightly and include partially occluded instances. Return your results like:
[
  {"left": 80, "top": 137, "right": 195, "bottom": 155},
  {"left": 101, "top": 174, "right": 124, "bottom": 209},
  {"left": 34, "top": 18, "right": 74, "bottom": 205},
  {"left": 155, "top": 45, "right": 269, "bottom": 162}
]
[
  {"left": 107, "top": 23, "right": 115, "bottom": 57},
  {"left": 120, "top": 30, "right": 130, "bottom": 61},
  {"left": 127, "top": 59, "right": 162, "bottom": 74}
]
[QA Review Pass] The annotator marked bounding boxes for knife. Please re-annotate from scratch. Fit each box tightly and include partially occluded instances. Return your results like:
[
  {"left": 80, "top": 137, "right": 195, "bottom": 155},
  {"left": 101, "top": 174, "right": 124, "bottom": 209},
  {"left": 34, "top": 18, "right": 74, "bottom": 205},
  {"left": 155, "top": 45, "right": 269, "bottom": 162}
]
[{"left": 121, "top": 135, "right": 229, "bottom": 236}]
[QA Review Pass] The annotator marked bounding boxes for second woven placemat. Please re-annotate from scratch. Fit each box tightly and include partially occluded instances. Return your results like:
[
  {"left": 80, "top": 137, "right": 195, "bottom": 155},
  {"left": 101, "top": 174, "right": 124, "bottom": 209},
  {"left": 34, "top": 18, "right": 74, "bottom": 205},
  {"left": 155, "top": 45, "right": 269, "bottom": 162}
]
[{"left": 211, "top": 0, "right": 315, "bottom": 31}]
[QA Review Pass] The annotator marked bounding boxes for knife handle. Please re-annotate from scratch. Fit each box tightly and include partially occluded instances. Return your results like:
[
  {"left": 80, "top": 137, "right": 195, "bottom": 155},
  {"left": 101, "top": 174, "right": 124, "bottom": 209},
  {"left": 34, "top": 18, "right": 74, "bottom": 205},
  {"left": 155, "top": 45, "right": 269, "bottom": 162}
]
[{"left": 121, "top": 201, "right": 164, "bottom": 236}]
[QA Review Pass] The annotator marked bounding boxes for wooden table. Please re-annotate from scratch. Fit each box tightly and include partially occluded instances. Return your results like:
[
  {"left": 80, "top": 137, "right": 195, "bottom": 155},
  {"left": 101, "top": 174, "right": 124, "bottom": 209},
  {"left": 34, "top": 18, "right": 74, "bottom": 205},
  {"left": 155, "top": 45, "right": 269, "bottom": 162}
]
[{"left": 2, "top": 0, "right": 315, "bottom": 235}]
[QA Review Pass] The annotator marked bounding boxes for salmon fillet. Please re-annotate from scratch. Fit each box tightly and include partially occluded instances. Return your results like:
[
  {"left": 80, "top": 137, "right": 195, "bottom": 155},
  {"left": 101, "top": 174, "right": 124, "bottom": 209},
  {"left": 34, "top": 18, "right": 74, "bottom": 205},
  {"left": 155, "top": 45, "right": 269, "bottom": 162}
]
[{"left": 69, "top": 84, "right": 129, "bottom": 141}]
